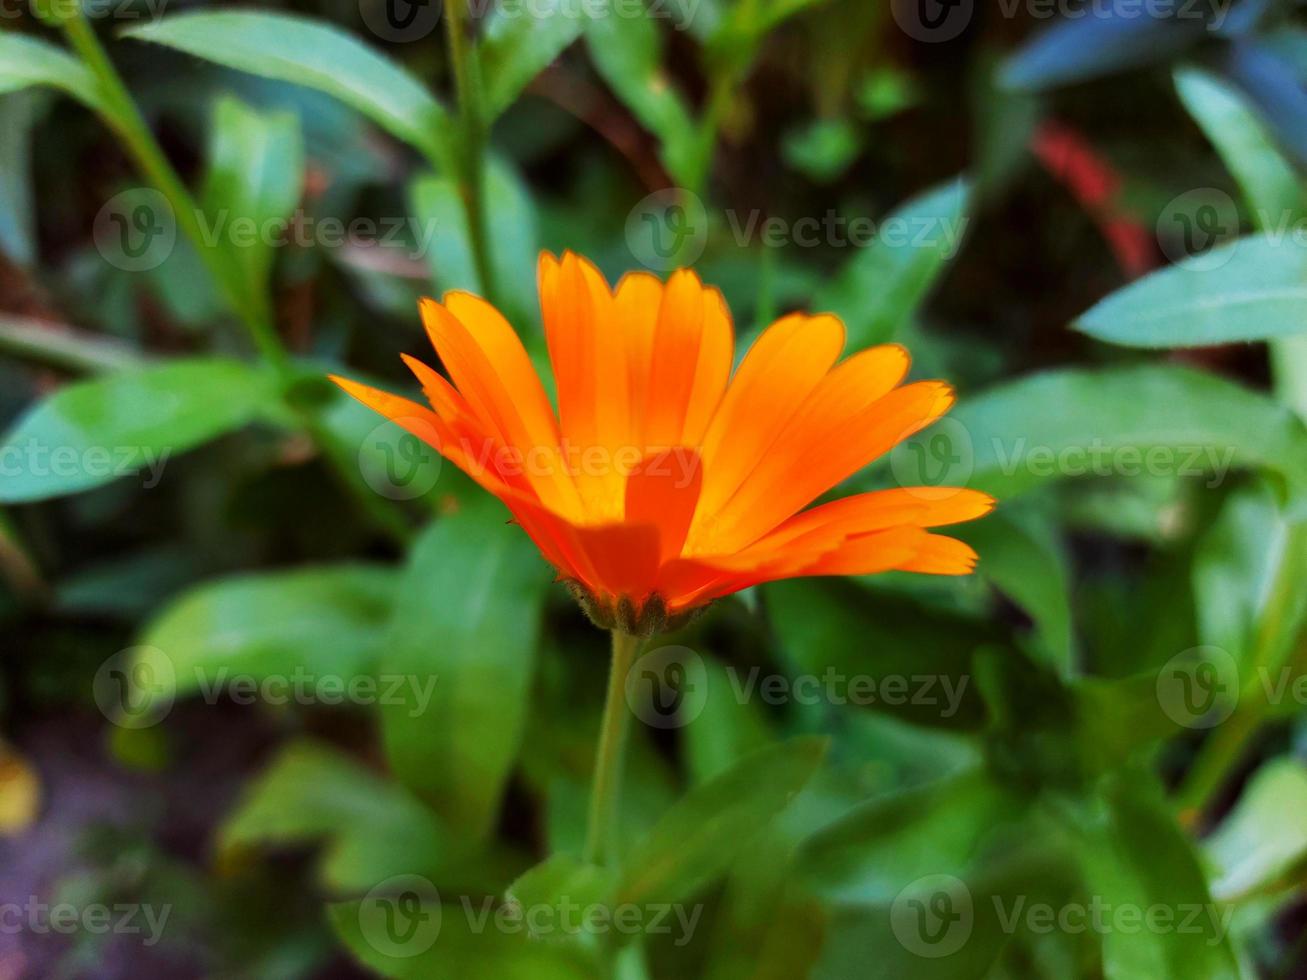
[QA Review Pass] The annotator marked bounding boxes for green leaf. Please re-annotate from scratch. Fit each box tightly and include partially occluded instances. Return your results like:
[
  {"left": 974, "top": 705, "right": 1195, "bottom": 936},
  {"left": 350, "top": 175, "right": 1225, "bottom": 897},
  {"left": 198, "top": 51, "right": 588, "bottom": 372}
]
[
  {"left": 1174, "top": 67, "right": 1303, "bottom": 228},
  {"left": 1075, "top": 235, "right": 1307, "bottom": 347},
  {"left": 379, "top": 498, "right": 551, "bottom": 841},
  {"left": 890, "top": 364, "right": 1307, "bottom": 515},
  {"left": 614, "top": 737, "right": 826, "bottom": 907},
  {"left": 782, "top": 118, "right": 863, "bottom": 184},
  {"left": 1205, "top": 758, "right": 1307, "bottom": 901},
  {"left": 135, "top": 564, "right": 397, "bottom": 702},
  {"left": 813, "top": 178, "right": 971, "bottom": 348},
  {"left": 683, "top": 655, "right": 775, "bottom": 785},
  {"left": 1074, "top": 774, "right": 1238, "bottom": 980},
  {"left": 0, "top": 358, "right": 271, "bottom": 503},
  {"left": 584, "top": 10, "right": 697, "bottom": 186},
  {"left": 1192, "top": 482, "right": 1289, "bottom": 667},
  {"left": 480, "top": 0, "right": 585, "bottom": 122},
  {"left": 505, "top": 855, "right": 615, "bottom": 939},
  {"left": 122, "top": 11, "right": 453, "bottom": 171},
  {"left": 798, "top": 768, "right": 1028, "bottom": 904},
  {"left": 767, "top": 579, "right": 994, "bottom": 730},
  {"left": 218, "top": 740, "right": 446, "bottom": 891},
  {"left": 0, "top": 91, "right": 44, "bottom": 265},
  {"left": 329, "top": 896, "right": 601, "bottom": 980},
  {"left": 958, "top": 508, "right": 1074, "bottom": 673},
  {"left": 410, "top": 156, "right": 541, "bottom": 332},
  {"left": 0, "top": 34, "right": 103, "bottom": 111},
  {"left": 201, "top": 95, "right": 305, "bottom": 297}
]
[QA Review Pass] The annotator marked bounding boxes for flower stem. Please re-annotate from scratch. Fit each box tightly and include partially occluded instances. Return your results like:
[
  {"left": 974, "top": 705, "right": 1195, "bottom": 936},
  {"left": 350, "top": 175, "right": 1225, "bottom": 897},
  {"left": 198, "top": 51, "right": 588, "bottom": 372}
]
[
  {"left": 60, "top": 13, "right": 412, "bottom": 547},
  {"left": 443, "top": 0, "right": 498, "bottom": 307},
  {"left": 584, "top": 630, "right": 641, "bottom": 867}
]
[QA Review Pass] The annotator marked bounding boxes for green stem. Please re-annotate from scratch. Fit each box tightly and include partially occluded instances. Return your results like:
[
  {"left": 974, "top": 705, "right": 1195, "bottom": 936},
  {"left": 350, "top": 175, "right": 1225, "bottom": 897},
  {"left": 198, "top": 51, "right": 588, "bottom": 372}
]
[
  {"left": 584, "top": 630, "right": 641, "bottom": 867},
  {"left": 0, "top": 314, "right": 143, "bottom": 374},
  {"left": 443, "top": 0, "right": 497, "bottom": 305},
  {"left": 61, "top": 12, "right": 286, "bottom": 372},
  {"left": 61, "top": 14, "right": 412, "bottom": 547}
]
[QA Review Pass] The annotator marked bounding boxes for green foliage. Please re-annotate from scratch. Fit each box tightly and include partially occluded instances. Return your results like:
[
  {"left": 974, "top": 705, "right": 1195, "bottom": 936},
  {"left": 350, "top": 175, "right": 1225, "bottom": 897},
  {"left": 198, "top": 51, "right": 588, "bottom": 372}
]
[
  {"left": 0, "top": 358, "right": 272, "bottom": 502},
  {"left": 6, "top": 1, "right": 1307, "bottom": 977},
  {"left": 123, "top": 11, "right": 454, "bottom": 170},
  {"left": 1075, "top": 235, "right": 1307, "bottom": 347}
]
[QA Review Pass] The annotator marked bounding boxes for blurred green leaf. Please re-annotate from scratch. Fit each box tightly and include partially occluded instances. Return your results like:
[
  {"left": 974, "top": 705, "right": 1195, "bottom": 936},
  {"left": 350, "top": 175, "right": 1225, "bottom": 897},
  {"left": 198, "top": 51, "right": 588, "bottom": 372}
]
[
  {"left": 0, "top": 33, "right": 103, "bottom": 110},
  {"left": 330, "top": 895, "right": 600, "bottom": 979},
  {"left": 201, "top": 95, "right": 305, "bottom": 299},
  {"left": 135, "top": 564, "right": 397, "bottom": 702},
  {"left": 1075, "top": 235, "right": 1307, "bottom": 347},
  {"left": 219, "top": 740, "right": 446, "bottom": 891},
  {"left": 1174, "top": 66, "right": 1303, "bottom": 224},
  {"left": 892, "top": 364, "right": 1307, "bottom": 514},
  {"left": 798, "top": 768, "right": 1029, "bottom": 904},
  {"left": 1074, "top": 774, "right": 1239, "bottom": 979},
  {"left": 123, "top": 11, "right": 453, "bottom": 171},
  {"left": 768, "top": 579, "right": 993, "bottom": 730},
  {"left": 615, "top": 737, "right": 827, "bottom": 907},
  {"left": 410, "top": 156, "right": 542, "bottom": 333},
  {"left": 1192, "top": 482, "right": 1288, "bottom": 667},
  {"left": 0, "top": 358, "right": 271, "bottom": 503},
  {"left": 961, "top": 508, "right": 1074, "bottom": 672},
  {"left": 0, "top": 91, "right": 44, "bottom": 266},
  {"left": 684, "top": 654, "right": 776, "bottom": 785},
  {"left": 782, "top": 118, "right": 863, "bottom": 184},
  {"left": 814, "top": 178, "right": 971, "bottom": 348},
  {"left": 379, "top": 498, "right": 551, "bottom": 842},
  {"left": 1205, "top": 757, "right": 1307, "bottom": 901},
  {"left": 584, "top": 9, "right": 697, "bottom": 185},
  {"left": 505, "top": 854, "right": 615, "bottom": 936},
  {"left": 1000, "top": 10, "right": 1208, "bottom": 93},
  {"left": 480, "top": 0, "right": 584, "bottom": 122},
  {"left": 1173, "top": 64, "right": 1307, "bottom": 418}
]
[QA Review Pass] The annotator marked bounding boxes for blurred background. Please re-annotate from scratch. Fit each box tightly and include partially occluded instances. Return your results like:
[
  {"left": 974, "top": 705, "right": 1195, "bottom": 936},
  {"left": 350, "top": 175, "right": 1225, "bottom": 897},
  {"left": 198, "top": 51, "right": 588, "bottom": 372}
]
[{"left": 2, "top": 0, "right": 1307, "bottom": 976}]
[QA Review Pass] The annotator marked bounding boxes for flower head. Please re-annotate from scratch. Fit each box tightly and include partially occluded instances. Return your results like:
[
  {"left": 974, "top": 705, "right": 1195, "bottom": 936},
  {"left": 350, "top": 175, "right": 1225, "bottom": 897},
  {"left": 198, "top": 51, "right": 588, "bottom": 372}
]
[{"left": 332, "top": 252, "right": 993, "bottom": 635}]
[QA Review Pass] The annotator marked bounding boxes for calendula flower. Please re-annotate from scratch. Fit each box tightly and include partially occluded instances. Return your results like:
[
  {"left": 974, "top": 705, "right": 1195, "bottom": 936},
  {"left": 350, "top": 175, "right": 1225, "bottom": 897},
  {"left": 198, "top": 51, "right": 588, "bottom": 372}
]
[{"left": 332, "top": 252, "right": 993, "bottom": 636}]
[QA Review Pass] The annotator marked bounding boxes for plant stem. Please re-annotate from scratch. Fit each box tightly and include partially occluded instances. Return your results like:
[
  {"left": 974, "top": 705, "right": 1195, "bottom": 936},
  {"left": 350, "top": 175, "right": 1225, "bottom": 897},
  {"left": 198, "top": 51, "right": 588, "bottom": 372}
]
[
  {"left": 61, "top": 12, "right": 286, "bottom": 372},
  {"left": 443, "top": 0, "right": 498, "bottom": 305},
  {"left": 61, "top": 14, "right": 412, "bottom": 547},
  {"left": 584, "top": 630, "right": 641, "bottom": 867}
]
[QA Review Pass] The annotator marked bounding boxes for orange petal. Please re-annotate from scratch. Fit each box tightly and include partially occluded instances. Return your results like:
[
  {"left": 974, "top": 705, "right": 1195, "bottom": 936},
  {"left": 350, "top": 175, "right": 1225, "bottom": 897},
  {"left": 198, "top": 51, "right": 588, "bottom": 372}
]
[
  {"left": 691, "top": 312, "right": 846, "bottom": 543},
  {"left": 641, "top": 269, "right": 706, "bottom": 448},
  {"left": 625, "top": 449, "right": 704, "bottom": 561},
  {"left": 896, "top": 533, "right": 979, "bottom": 575},
  {"left": 421, "top": 296, "right": 582, "bottom": 518},
  {"left": 710, "top": 379, "right": 956, "bottom": 552}
]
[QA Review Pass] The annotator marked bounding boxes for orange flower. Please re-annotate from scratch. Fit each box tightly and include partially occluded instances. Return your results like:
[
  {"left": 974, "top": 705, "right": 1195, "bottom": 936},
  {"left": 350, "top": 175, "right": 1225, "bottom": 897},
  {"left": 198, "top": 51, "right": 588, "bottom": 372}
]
[{"left": 331, "top": 252, "right": 994, "bottom": 635}]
